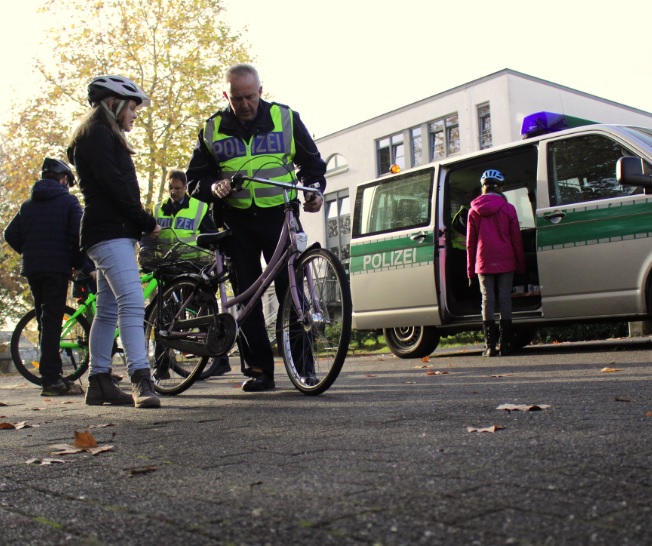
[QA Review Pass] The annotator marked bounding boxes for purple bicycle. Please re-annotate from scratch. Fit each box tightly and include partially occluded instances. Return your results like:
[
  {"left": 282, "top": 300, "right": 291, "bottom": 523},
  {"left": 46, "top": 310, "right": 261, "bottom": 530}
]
[{"left": 144, "top": 174, "right": 352, "bottom": 396}]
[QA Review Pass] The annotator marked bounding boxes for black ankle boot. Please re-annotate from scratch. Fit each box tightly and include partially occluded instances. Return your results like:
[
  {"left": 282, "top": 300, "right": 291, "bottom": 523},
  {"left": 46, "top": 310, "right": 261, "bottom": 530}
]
[
  {"left": 499, "top": 319, "right": 513, "bottom": 356},
  {"left": 482, "top": 320, "right": 497, "bottom": 357}
]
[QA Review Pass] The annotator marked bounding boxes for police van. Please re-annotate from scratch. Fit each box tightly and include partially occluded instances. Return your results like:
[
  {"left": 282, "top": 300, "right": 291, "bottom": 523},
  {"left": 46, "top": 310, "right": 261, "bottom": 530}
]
[{"left": 349, "top": 112, "right": 652, "bottom": 357}]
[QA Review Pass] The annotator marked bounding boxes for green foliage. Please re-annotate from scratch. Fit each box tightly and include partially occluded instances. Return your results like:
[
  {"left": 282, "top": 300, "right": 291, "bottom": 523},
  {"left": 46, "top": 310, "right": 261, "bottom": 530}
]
[{"left": 534, "top": 323, "right": 629, "bottom": 344}]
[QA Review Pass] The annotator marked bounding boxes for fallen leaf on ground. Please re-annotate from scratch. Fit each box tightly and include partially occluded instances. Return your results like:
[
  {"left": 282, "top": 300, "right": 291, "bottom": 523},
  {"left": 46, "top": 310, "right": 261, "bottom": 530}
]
[
  {"left": 421, "top": 355, "right": 430, "bottom": 363},
  {"left": 601, "top": 367, "right": 622, "bottom": 373},
  {"left": 72, "top": 431, "right": 98, "bottom": 449},
  {"left": 26, "top": 458, "right": 66, "bottom": 465},
  {"left": 467, "top": 425, "right": 504, "bottom": 433},
  {"left": 490, "top": 374, "right": 514, "bottom": 378},
  {"left": 645, "top": 411, "right": 652, "bottom": 417},
  {"left": 0, "top": 402, "right": 7, "bottom": 406},
  {"left": 614, "top": 396, "right": 630, "bottom": 402},
  {"left": 426, "top": 371, "right": 448, "bottom": 375},
  {"left": 0, "top": 422, "right": 16, "bottom": 430},
  {"left": 126, "top": 466, "right": 157, "bottom": 477},
  {"left": 86, "top": 445, "right": 114, "bottom": 456},
  {"left": 365, "top": 374, "right": 377, "bottom": 378},
  {"left": 88, "top": 423, "right": 116, "bottom": 429},
  {"left": 30, "top": 407, "right": 46, "bottom": 411},
  {"left": 414, "top": 365, "right": 431, "bottom": 369},
  {"left": 496, "top": 403, "right": 551, "bottom": 412},
  {"left": 50, "top": 444, "right": 84, "bottom": 455}
]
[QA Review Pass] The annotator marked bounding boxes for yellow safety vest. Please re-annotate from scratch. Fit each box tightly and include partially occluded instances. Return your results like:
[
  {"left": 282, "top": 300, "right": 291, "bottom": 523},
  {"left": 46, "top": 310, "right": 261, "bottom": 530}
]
[
  {"left": 203, "top": 104, "right": 297, "bottom": 208},
  {"left": 154, "top": 197, "right": 209, "bottom": 245}
]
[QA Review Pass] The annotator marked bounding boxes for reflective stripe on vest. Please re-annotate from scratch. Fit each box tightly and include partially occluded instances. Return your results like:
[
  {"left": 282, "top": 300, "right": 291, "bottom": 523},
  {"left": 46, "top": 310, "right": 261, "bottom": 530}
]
[
  {"left": 203, "top": 104, "right": 297, "bottom": 208},
  {"left": 154, "top": 197, "right": 208, "bottom": 245}
]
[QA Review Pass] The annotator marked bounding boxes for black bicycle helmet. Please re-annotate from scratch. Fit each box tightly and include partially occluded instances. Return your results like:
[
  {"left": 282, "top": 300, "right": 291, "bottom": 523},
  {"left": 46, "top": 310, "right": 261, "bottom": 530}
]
[
  {"left": 41, "top": 157, "right": 76, "bottom": 187},
  {"left": 87, "top": 75, "right": 150, "bottom": 107},
  {"left": 480, "top": 169, "right": 505, "bottom": 186}
]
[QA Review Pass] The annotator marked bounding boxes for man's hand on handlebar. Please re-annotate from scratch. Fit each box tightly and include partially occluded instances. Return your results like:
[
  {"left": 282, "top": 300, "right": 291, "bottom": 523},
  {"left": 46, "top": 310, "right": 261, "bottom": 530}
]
[
  {"left": 303, "top": 191, "right": 323, "bottom": 213},
  {"left": 212, "top": 179, "right": 235, "bottom": 199}
]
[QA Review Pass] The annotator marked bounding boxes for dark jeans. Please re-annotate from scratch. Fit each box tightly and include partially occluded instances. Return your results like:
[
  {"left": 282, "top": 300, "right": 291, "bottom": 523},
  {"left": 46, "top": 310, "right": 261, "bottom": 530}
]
[
  {"left": 26, "top": 272, "right": 70, "bottom": 385},
  {"left": 225, "top": 205, "right": 288, "bottom": 378}
]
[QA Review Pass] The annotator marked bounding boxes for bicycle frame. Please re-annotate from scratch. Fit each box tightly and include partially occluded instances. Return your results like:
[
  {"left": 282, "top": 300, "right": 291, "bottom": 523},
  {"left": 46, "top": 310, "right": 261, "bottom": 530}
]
[{"left": 213, "top": 181, "right": 324, "bottom": 330}]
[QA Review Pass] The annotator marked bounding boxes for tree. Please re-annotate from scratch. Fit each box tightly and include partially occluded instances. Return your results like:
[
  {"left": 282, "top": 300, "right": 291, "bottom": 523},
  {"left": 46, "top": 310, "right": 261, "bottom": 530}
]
[{"left": 0, "top": 0, "right": 252, "bottom": 323}]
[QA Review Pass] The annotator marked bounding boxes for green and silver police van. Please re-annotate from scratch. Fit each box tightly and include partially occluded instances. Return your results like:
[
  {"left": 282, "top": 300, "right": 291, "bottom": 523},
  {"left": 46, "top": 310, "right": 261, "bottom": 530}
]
[{"left": 349, "top": 111, "right": 652, "bottom": 358}]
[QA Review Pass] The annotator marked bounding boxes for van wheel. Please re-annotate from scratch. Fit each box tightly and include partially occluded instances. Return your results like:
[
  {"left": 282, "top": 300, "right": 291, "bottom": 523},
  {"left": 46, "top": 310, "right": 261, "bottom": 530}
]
[
  {"left": 510, "top": 326, "right": 538, "bottom": 349},
  {"left": 384, "top": 326, "right": 440, "bottom": 359}
]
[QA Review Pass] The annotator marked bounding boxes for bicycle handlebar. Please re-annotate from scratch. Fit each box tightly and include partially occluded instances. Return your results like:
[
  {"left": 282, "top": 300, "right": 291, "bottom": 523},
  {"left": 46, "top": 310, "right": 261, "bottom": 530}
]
[{"left": 231, "top": 174, "right": 322, "bottom": 199}]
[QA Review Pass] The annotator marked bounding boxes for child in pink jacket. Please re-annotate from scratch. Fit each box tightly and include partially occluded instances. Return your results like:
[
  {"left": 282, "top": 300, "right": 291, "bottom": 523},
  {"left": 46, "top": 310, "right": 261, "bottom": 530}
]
[{"left": 467, "top": 169, "right": 525, "bottom": 356}]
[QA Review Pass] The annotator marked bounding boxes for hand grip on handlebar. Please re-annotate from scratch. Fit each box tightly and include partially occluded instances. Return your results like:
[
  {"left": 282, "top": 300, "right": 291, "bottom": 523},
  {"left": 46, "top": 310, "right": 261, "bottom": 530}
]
[{"left": 231, "top": 174, "right": 244, "bottom": 191}]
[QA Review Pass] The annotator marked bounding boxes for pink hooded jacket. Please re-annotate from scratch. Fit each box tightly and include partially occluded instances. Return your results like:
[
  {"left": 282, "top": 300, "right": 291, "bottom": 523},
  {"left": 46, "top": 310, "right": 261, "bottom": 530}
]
[{"left": 466, "top": 192, "right": 526, "bottom": 278}]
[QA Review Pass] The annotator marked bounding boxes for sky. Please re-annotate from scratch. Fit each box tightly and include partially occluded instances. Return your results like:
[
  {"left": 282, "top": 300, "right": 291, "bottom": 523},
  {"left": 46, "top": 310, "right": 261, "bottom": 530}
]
[{"left": 1, "top": 0, "right": 652, "bottom": 139}]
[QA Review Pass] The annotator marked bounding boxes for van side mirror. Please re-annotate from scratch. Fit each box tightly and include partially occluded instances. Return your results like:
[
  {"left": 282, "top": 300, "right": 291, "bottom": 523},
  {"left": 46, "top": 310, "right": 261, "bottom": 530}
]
[{"left": 616, "top": 156, "right": 652, "bottom": 187}]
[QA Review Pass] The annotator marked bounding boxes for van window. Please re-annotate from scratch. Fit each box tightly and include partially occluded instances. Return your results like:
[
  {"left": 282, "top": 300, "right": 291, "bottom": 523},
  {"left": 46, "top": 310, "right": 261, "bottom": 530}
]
[
  {"left": 548, "top": 134, "right": 641, "bottom": 206},
  {"left": 353, "top": 169, "right": 433, "bottom": 237}
]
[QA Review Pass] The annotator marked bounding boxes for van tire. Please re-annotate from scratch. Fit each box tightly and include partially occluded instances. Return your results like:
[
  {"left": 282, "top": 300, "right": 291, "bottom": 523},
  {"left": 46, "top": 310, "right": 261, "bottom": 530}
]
[
  {"left": 384, "top": 326, "right": 440, "bottom": 359},
  {"left": 510, "top": 326, "right": 538, "bottom": 350}
]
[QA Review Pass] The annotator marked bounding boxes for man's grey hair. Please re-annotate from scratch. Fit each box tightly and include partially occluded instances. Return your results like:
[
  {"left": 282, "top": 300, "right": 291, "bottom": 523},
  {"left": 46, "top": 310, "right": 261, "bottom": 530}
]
[{"left": 225, "top": 64, "right": 261, "bottom": 87}]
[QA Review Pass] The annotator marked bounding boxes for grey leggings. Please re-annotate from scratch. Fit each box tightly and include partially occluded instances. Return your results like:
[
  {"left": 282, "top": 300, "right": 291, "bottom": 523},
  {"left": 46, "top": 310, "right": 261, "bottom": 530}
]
[{"left": 478, "top": 272, "right": 514, "bottom": 321}]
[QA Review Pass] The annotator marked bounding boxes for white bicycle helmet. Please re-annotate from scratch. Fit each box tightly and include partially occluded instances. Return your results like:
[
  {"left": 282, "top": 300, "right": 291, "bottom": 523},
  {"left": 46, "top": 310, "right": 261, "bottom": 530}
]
[
  {"left": 480, "top": 169, "right": 505, "bottom": 186},
  {"left": 87, "top": 75, "right": 150, "bottom": 107}
]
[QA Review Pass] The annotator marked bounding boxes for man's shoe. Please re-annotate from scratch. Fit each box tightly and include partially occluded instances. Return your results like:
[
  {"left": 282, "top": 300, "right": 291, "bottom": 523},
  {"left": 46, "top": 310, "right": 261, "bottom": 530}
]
[
  {"left": 300, "top": 373, "right": 319, "bottom": 387},
  {"left": 241, "top": 374, "right": 275, "bottom": 392},
  {"left": 209, "top": 357, "right": 231, "bottom": 377},
  {"left": 41, "top": 379, "right": 84, "bottom": 397}
]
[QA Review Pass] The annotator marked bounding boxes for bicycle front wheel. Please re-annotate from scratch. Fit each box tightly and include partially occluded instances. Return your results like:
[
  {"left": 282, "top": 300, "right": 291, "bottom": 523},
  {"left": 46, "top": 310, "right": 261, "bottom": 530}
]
[
  {"left": 144, "top": 278, "right": 213, "bottom": 395},
  {"left": 278, "top": 248, "right": 352, "bottom": 395},
  {"left": 10, "top": 306, "right": 90, "bottom": 385}
]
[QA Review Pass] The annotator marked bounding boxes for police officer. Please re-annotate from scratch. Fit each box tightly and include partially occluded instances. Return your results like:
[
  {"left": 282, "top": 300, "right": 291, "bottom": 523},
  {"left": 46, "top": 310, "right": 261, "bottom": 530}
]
[
  {"left": 4, "top": 158, "right": 88, "bottom": 396},
  {"left": 186, "top": 63, "right": 327, "bottom": 392},
  {"left": 152, "top": 170, "right": 230, "bottom": 376}
]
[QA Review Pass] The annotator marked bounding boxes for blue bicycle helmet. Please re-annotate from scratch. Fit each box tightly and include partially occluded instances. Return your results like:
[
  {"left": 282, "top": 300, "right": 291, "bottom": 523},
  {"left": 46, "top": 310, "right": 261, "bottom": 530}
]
[{"left": 480, "top": 169, "right": 505, "bottom": 186}]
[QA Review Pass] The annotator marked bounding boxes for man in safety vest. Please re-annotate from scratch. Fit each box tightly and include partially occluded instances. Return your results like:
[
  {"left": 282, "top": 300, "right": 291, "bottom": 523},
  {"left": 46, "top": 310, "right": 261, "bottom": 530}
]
[
  {"left": 153, "top": 170, "right": 231, "bottom": 376},
  {"left": 186, "top": 63, "right": 327, "bottom": 392}
]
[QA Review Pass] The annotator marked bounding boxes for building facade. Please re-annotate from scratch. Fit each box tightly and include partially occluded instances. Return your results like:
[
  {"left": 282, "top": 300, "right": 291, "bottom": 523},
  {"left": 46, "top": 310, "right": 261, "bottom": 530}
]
[{"left": 303, "top": 69, "right": 652, "bottom": 272}]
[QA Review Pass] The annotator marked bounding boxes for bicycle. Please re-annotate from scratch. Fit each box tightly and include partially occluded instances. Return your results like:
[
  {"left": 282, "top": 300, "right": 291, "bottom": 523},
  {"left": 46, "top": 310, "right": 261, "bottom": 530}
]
[
  {"left": 145, "top": 174, "right": 352, "bottom": 396},
  {"left": 10, "top": 270, "right": 161, "bottom": 386}
]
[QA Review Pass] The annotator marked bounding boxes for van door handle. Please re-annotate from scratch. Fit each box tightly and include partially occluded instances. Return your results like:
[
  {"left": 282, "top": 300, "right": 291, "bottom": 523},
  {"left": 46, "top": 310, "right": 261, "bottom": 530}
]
[
  {"left": 410, "top": 231, "right": 428, "bottom": 242},
  {"left": 543, "top": 211, "right": 566, "bottom": 224}
]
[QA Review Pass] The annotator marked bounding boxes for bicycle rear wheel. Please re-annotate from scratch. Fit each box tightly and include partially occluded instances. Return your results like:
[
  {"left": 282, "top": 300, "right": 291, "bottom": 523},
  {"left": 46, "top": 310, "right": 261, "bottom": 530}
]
[
  {"left": 278, "top": 248, "right": 352, "bottom": 395},
  {"left": 144, "top": 278, "right": 213, "bottom": 395},
  {"left": 10, "top": 306, "right": 90, "bottom": 385}
]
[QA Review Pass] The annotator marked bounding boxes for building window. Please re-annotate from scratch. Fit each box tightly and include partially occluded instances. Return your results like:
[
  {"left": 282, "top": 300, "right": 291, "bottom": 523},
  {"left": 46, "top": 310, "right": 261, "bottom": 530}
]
[
  {"left": 410, "top": 126, "right": 423, "bottom": 167},
  {"left": 325, "top": 191, "right": 351, "bottom": 268},
  {"left": 478, "top": 103, "right": 492, "bottom": 149},
  {"left": 429, "top": 113, "right": 459, "bottom": 161},
  {"left": 377, "top": 132, "right": 405, "bottom": 175},
  {"left": 326, "top": 153, "right": 349, "bottom": 176}
]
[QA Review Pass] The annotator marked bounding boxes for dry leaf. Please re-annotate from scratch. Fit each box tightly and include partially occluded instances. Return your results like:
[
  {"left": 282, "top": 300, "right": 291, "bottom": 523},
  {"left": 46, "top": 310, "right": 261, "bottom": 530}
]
[
  {"left": 26, "top": 458, "right": 66, "bottom": 465},
  {"left": 414, "top": 365, "right": 431, "bottom": 369},
  {"left": 601, "top": 367, "right": 622, "bottom": 373},
  {"left": 14, "top": 421, "right": 36, "bottom": 429},
  {"left": 421, "top": 355, "right": 430, "bottom": 363},
  {"left": 490, "top": 374, "right": 514, "bottom": 378},
  {"left": 72, "top": 431, "right": 98, "bottom": 449},
  {"left": 467, "top": 425, "right": 504, "bottom": 433},
  {"left": 0, "top": 422, "right": 16, "bottom": 430},
  {"left": 50, "top": 444, "right": 84, "bottom": 455},
  {"left": 30, "top": 407, "right": 46, "bottom": 411},
  {"left": 87, "top": 445, "right": 114, "bottom": 456},
  {"left": 496, "top": 403, "right": 551, "bottom": 412},
  {"left": 614, "top": 396, "right": 630, "bottom": 402},
  {"left": 645, "top": 411, "right": 652, "bottom": 417},
  {"left": 0, "top": 402, "right": 8, "bottom": 406},
  {"left": 88, "top": 423, "right": 116, "bottom": 429},
  {"left": 365, "top": 374, "right": 377, "bottom": 378},
  {"left": 126, "top": 466, "right": 157, "bottom": 477},
  {"left": 426, "top": 371, "right": 448, "bottom": 375}
]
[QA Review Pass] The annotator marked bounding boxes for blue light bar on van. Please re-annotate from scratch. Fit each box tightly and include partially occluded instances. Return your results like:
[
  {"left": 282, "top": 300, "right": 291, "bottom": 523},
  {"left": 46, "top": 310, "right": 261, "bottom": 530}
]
[{"left": 521, "top": 111, "right": 597, "bottom": 139}]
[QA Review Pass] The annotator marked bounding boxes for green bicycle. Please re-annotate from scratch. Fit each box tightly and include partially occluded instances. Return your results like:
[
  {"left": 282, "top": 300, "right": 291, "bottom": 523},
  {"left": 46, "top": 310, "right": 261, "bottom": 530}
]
[{"left": 10, "top": 270, "right": 160, "bottom": 386}]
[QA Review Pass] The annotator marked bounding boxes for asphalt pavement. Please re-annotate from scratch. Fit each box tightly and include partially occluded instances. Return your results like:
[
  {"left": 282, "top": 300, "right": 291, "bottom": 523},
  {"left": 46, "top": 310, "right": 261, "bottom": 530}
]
[{"left": 1, "top": 338, "right": 651, "bottom": 546}]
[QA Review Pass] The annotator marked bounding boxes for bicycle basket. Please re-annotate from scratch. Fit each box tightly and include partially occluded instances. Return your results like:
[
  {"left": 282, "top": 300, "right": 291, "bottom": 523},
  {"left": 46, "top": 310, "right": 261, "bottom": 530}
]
[{"left": 139, "top": 241, "right": 214, "bottom": 275}]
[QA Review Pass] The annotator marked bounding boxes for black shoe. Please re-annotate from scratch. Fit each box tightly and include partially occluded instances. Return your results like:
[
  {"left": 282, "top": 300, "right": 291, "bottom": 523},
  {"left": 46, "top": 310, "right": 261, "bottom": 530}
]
[
  {"left": 242, "top": 374, "right": 275, "bottom": 392},
  {"left": 209, "top": 358, "right": 231, "bottom": 377},
  {"left": 300, "top": 373, "right": 319, "bottom": 387},
  {"left": 41, "top": 378, "right": 84, "bottom": 397}
]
